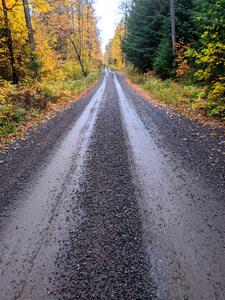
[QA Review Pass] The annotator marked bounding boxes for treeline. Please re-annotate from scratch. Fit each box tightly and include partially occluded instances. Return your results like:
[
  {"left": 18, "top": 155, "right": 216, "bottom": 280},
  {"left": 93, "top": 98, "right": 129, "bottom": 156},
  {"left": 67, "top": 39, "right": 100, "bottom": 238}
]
[
  {"left": 0, "top": 0, "right": 102, "bottom": 84},
  {"left": 0, "top": 0, "right": 103, "bottom": 140},
  {"left": 106, "top": 0, "right": 225, "bottom": 118},
  {"left": 104, "top": 22, "right": 125, "bottom": 69}
]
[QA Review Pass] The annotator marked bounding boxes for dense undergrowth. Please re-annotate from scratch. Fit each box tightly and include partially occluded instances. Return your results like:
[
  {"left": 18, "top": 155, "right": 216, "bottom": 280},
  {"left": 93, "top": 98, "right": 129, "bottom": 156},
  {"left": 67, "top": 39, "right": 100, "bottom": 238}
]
[
  {"left": 0, "top": 70, "right": 102, "bottom": 143},
  {"left": 127, "top": 69, "right": 225, "bottom": 122}
]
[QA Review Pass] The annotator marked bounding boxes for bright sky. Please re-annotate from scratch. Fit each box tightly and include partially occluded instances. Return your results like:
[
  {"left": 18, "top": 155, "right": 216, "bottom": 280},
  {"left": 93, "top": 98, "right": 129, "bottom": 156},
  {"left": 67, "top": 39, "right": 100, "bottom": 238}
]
[{"left": 94, "top": 0, "right": 122, "bottom": 52}]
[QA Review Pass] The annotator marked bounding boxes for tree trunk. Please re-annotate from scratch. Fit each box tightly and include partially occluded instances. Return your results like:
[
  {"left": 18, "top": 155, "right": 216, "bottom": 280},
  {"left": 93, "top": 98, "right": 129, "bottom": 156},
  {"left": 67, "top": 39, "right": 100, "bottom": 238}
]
[
  {"left": 70, "top": 38, "right": 87, "bottom": 77},
  {"left": 170, "top": 0, "right": 176, "bottom": 57},
  {"left": 2, "top": 0, "right": 19, "bottom": 84},
  {"left": 87, "top": 4, "right": 91, "bottom": 62},
  {"left": 22, "top": 0, "right": 35, "bottom": 53}
]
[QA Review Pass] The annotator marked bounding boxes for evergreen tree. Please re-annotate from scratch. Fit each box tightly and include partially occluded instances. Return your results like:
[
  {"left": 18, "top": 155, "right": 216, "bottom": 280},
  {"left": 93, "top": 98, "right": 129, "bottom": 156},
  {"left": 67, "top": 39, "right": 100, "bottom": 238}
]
[
  {"left": 123, "top": 0, "right": 195, "bottom": 76},
  {"left": 153, "top": 0, "right": 195, "bottom": 77},
  {"left": 123, "top": 0, "right": 166, "bottom": 72}
]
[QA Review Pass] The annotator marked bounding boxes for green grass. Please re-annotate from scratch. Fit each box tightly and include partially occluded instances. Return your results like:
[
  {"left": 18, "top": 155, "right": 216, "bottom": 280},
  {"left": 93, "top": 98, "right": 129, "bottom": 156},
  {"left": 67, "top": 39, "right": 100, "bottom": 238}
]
[
  {"left": 141, "top": 77, "right": 201, "bottom": 108},
  {"left": 127, "top": 70, "right": 225, "bottom": 120}
]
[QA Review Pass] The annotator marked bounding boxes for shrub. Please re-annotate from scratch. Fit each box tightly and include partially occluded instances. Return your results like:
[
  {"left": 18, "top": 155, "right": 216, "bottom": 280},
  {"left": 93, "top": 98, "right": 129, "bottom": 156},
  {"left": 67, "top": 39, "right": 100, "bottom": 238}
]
[
  {"left": 128, "top": 69, "right": 224, "bottom": 120},
  {"left": 0, "top": 104, "right": 26, "bottom": 136},
  {"left": 0, "top": 78, "right": 13, "bottom": 103},
  {"left": 0, "top": 70, "right": 103, "bottom": 139},
  {"left": 186, "top": 0, "right": 225, "bottom": 103},
  {"left": 63, "top": 61, "right": 84, "bottom": 80},
  {"left": 142, "top": 77, "right": 199, "bottom": 107}
]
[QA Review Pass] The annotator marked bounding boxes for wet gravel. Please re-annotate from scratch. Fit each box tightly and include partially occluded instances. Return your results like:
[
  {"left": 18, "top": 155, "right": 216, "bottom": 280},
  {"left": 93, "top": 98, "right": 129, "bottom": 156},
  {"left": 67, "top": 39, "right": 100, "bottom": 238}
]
[
  {"left": 0, "top": 71, "right": 224, "bottom": 299},
  {"left": 53, "top": 76, "right": 155, "bottom": 299},
  {"left": 117, "top": 73, "right": 225, "bottom": 194},
  {"left": 0, "top": 78, "right": 103, "bottom": 219}
]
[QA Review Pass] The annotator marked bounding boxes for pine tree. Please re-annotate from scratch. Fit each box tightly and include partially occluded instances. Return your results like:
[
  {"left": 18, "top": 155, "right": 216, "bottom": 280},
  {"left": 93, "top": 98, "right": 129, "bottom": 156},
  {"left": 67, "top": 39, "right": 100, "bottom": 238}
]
[
  {"left": 123, "top": 0, "right": 195, "bottom": 76},
  {"left": 123, "top": 0, "right": 166, "bottom": 72}
]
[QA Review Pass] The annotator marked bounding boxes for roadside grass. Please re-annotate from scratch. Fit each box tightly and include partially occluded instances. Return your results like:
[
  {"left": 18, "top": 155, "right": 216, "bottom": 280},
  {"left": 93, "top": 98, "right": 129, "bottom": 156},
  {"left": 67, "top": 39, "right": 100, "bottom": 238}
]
[
  {"left": 0, "top": 70, "right": 102, "bottom": 146},
  {"left": 142, "top": 77, "right": 201, "bottom": 108},
  {"left": 126, "top": 69, "right": 225, "bottom": 122}
]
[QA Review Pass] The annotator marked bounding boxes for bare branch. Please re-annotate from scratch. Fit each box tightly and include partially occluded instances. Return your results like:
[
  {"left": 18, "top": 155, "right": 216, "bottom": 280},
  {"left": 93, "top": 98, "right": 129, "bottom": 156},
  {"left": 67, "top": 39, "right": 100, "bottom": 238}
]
[{"left": 5, "top": 0, "right": 20, "bottom": 11}]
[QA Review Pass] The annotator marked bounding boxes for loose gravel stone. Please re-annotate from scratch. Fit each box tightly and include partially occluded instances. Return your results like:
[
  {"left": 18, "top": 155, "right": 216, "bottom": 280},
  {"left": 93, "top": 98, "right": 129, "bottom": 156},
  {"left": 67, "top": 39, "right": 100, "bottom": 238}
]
[
  {"left": 0, "top": 79, "right": 104, "bottom": 219},
  {"left": 0, "top": 71, "right": 224, "bottom": 300},
  {"left": 116, "top": 73, "right": 225, "bottom": 194},
  {"left": 54, "top": 75, "right": 155, "bottom": 299}
]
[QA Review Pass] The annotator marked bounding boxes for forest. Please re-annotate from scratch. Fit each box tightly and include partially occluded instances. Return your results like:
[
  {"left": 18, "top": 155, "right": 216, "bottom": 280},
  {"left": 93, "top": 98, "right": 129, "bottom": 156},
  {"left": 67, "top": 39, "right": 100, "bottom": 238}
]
[
  {"left": 106, "top": 0, "right": 225, "bottom": 120},
  {"left": 0, "top": 0, "right": 102, "bottom": 140},
  {"left": 1, "top": 0, "right": 224, "bottom": 144}
]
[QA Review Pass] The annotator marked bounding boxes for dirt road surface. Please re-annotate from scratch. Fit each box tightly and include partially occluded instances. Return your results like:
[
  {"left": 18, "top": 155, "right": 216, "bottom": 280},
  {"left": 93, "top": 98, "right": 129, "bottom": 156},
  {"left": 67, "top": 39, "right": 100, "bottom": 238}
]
[{"left": 0, "top": 70, "right": 224, "bottom": 300}]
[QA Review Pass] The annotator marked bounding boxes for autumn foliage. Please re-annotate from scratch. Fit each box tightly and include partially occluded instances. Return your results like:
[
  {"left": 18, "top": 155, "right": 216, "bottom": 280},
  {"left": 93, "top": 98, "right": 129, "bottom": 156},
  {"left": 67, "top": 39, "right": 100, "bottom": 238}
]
[
  {"left": 105, "top": 22, "right": 125, "bottom": 69},
  {"left": 0, "top": 0, "right": 103, "bottom": 141},
  {"left": 0, "top": 0, "right": 102, "bottom": 82}
]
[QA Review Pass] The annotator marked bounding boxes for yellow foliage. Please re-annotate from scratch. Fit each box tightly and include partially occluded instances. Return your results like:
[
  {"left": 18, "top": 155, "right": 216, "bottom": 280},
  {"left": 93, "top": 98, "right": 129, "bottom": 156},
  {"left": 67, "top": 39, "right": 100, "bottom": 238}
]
[
  {"left": 33, "top": 0, "right": 51, "bottom": 13},
  {"left": 0, "top": 0, "right": 28, "bottom": 78},
  {"left": 0, "top": 0, "right": 102, "bottom": 83},
  {"left": 111, "top": 23, "right": 125, "bottom": 69},
  {"left": 0, "top": 0, "right": 103, "bottom": 140},
  {"left": 34, "top": 21, "right": 65, "bottom": 81},
  {"left": 208, "top": 80, "right": 225, "bottom": 100},
  {"left": 0, "top": 78, "right": 14, "bottom": 104},
  {"left": 106, "top": 22, "right": 125, "bottom": 69}
]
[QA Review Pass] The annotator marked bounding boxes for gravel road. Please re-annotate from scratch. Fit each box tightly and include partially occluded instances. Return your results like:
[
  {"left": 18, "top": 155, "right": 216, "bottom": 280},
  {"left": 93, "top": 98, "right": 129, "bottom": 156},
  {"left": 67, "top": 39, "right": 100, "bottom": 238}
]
[{"left": 0, "top": 70, "right": 224, "bottom": 300}]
